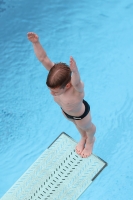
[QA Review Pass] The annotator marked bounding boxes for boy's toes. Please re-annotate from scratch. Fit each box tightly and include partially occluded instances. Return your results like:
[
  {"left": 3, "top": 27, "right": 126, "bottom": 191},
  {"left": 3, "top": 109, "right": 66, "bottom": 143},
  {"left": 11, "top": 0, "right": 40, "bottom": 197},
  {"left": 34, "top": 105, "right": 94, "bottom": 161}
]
[
  {"left": 81, "top": 151, "right": 91, "bottom": 158},
  {"left": 75, "top": 148, "right": 81, "bottom": 155}
]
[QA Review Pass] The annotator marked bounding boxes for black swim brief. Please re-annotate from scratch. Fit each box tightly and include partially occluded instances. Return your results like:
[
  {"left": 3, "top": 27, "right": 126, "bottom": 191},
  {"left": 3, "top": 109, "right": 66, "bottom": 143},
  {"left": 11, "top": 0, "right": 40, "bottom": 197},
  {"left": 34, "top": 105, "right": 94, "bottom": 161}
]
[{"left": 62, "top": 99, "right": 90, "bottom": 120}]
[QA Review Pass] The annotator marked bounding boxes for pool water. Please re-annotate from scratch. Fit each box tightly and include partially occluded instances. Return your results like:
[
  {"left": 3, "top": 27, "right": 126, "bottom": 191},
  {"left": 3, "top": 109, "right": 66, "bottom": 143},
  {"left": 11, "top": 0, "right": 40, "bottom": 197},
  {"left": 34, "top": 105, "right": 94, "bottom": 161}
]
[{"left": 0, "top": 0, "right": 133, "bottom": 199}]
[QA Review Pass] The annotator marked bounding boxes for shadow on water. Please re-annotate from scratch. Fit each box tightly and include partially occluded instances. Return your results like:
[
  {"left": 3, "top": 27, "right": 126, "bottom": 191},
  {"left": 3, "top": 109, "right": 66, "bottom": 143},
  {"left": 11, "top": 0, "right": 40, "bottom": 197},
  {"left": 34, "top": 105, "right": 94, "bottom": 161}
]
[{"left": 0, "top": 0, "right": 6, "bottom": 13}]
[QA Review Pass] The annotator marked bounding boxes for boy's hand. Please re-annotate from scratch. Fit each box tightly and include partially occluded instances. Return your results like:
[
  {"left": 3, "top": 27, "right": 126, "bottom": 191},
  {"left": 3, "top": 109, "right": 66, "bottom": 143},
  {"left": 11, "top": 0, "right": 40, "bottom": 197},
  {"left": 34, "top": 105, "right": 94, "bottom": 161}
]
[
  {"left": 70, "top": 56, "right": 78, "bottom": 73},
  {"left": 27, "top": 32, "right": 39, "bottom": 43}
]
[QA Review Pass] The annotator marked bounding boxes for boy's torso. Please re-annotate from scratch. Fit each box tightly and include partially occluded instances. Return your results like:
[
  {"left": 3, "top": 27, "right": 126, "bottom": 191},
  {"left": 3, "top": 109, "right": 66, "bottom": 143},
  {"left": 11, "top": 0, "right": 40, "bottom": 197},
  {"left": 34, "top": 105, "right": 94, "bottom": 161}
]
[{"left": 53, "top": 86, "right": 85, "bottom": 116}]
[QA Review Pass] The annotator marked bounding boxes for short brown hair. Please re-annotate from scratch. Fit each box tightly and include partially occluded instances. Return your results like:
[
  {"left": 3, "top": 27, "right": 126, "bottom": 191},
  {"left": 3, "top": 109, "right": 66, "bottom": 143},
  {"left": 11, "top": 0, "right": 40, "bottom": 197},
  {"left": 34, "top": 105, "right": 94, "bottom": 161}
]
[{"left": 46, "top": 63, "right": 71, "bottom": 88}]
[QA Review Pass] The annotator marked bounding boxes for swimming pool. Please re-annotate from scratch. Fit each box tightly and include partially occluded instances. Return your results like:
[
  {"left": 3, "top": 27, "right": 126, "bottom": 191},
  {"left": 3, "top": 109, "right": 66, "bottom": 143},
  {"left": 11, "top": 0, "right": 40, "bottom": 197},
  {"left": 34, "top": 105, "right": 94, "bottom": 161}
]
[{"left": 0, "top": 0, "right": 133, "bottom": 199}]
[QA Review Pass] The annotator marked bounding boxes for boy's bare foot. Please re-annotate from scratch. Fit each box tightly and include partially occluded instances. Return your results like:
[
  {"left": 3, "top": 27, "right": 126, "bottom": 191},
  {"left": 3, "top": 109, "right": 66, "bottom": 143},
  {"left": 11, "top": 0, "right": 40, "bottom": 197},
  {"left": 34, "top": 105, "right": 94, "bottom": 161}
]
[
  {"left": 75, "top": 137, "right": 86, "bottom": 155},
  {"left": 81, "top": 137, "right": 95, "bottom": 158},
  {"left": 27, "top": 32, "right": 39, "bottom": 43}
]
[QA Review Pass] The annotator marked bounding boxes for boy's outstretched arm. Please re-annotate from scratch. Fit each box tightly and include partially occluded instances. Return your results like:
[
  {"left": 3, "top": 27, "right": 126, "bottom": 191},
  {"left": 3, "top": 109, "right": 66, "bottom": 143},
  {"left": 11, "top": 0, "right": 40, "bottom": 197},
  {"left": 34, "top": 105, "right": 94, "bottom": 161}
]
[
  {"left": 27, "top": 32, "right": 54, "bottom": 71},
  {"left": 70, "top": 56, "right": 84, "bottom": 93}
]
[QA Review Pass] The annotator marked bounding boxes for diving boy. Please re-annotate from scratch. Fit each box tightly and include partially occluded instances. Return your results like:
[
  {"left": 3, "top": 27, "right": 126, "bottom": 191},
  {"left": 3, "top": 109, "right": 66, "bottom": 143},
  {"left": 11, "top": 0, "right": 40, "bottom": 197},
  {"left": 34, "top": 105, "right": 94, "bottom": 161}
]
[{"left": 27, "top": 32, "right": 96, "bottom": 158}]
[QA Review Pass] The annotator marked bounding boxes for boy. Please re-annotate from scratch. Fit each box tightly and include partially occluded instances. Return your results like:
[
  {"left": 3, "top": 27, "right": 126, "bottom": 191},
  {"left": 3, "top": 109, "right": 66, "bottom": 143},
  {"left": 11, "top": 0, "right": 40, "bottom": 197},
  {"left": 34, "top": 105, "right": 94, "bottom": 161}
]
[{"left": 27, "top": 32, "right": 96, "bottom": 158}]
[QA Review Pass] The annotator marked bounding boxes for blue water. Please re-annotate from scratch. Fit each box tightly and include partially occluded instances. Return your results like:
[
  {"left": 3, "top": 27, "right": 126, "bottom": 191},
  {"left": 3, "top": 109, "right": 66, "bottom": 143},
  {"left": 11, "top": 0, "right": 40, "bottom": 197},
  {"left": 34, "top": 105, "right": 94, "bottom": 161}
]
[{"left": 0, "top": 0, "right": 133, "bottom": 199}]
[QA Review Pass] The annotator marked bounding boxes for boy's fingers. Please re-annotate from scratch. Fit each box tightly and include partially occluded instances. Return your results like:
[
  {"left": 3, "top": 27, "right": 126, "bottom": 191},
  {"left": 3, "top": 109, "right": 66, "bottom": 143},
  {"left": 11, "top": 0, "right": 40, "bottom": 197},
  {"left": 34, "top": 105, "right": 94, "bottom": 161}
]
[
  {"left": 27, "top": 32, "right": 32, "bottom": 36},
  {"left": 27, "top": 32, "right": 35, "bottom": 36}
]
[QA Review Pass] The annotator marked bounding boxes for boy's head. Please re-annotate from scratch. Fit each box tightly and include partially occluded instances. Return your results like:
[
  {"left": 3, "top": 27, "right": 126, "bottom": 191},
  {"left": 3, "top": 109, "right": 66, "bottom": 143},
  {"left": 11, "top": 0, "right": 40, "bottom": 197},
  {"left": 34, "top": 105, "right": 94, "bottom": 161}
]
[{"left": 46, "top": 62, "right": 71, "bottom": 89}]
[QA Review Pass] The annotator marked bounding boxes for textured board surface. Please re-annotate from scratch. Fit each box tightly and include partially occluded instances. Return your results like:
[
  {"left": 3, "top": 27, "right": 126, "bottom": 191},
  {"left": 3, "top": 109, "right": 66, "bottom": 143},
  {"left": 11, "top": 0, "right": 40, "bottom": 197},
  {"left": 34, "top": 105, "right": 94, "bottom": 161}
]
[{"left": 1, "top": 132, "right": 107, "bottom": 200}]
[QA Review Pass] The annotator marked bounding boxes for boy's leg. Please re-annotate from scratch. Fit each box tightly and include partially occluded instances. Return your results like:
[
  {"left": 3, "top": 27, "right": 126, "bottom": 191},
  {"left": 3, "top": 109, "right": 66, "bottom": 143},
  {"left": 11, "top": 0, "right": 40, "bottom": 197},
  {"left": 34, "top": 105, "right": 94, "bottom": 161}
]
[
  {"left": 75, "top": 112, "right": 96, "bottom": 158},
  {"left": 75, "top": 125, "right": 87, "bottom": 155},
  {"left": 80, "top": 123, "right": 96, "bottom": 158},
  {"left": 62, "top": 111, "right": 87, "bottom": 155}
]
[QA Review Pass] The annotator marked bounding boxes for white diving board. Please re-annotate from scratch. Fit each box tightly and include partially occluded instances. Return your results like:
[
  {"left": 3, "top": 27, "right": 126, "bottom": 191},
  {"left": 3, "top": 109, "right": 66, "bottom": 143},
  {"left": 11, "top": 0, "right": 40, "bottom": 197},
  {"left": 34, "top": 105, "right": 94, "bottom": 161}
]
[{"left": 1, "top": 132, "right": 107, "bottom": 200}]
